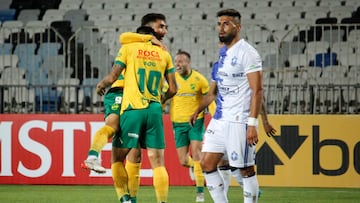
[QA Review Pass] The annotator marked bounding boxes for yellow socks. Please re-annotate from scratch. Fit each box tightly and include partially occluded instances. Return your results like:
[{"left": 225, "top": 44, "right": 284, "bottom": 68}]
[
  {"left": 187, "top": 156, "right": 194, "bottom": 168},
  {"left": 111, "top": 162, "right": 129, "bottom": 200},
  {"left": 153, "top": 166, "right": 169, "bottom": 202},
  {"left": 88, "top": 125, "right": 115, "bottom": 157},
  {"left": 125, "top": 161, "right": 141, "bottom": 198},
  {"left": 194, "top": 161, "right": 205, "bottom": 193}
]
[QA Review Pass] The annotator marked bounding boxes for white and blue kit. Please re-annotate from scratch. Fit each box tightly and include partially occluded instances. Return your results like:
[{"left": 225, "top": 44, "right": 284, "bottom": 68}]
[{"left": 202, "top": 39, "right": 262, "bottom": 168}]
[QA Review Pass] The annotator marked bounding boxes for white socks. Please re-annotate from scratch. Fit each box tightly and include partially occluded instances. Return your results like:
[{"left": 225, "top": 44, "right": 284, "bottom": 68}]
[
  {"left": 242, "top": 175, "right": 259, "bottom": 203},
  {"left": 218, "top": 168, "right": 231, "bottom": 194},
  {"left": 204, "top": 170, "right": 228, "bottom": 203}
]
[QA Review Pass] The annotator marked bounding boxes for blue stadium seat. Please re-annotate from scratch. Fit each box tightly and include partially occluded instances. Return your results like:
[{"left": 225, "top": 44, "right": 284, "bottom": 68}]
[
  {"left": 0, "top": 9, "right": 16, "bottom": 22},
  {"left": 0, "top": 43, "right": 12, "bottom": 54}
]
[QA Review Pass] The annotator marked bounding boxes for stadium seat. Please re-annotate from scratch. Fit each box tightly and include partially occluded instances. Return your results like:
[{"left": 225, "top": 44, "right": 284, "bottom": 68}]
[
  {"left": 0, "top": 43, "right": 13, "bottom": 54},
  {"left": 310, "top": 52, "right": 338, "bottom": 68},
  {"left": 305, "top": 41, "right": 330, "bottom": 56},
  {"left": 81, "top": 0, "right": 103, "bottom": 11},
  {"left": 278, "top": 6, "right": 303, "bottom": 20},
  {"left": 321, "top": 29, "right": 345, "bottom": 45},
  {"left": 0, "top": 20, "right": 24, "bottom": 40},
  {"left": 37, "top": 42, "right": 62, "bottom": 58},
  {"left": 17, "top": 9, "right": 41, "bottom": 24},
  {"left": 338, "top": 53, "right": 359, "bottom": 67},
  {"left": 41, "top": 9, "right": 65, "bottom": 26},
  {"left": 294, "top": 0, "right": 318, "bottom": 8},
  {"left": 13, "top": 43, "right": 37, "bottom": 56},
  {"left": 0, "top": 0, "right": 12, "bottom": 9},
  {"left": 271, "top": 0, "right": 294, "bottom": 8},
  {"left": 288, "top": 54, "right": 309, "bottom": 68},
  {"left": 59, "top": 0, "right": 82, "bottom": 10},
  {"left": 0, "top": 8, "right": 16, "bottom": 21},
  {"left": 0, "top": 66, "right": 26, "bottom": 83},
  {"left": 264, "top": 18, "right": 288, "bottom": 31},
  {"left": 0, "top": 54, "right": 19, "bottom": 70},
  {"left": 254, "top": 6, "right": 278, "bottom": 20},
  {"left": 246, "top": 0, "right": 270, "bottom": 8},
  {"left": 25, "top": 20, "right": 48, "bottom": 38}
]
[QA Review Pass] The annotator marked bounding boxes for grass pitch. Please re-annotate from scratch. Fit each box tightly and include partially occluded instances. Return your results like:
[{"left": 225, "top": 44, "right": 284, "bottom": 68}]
[{"left": 0, "top": 185, "right": 359, "bottom": 202}]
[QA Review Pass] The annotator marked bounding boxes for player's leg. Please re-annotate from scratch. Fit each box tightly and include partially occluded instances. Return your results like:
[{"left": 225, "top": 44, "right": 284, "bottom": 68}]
[
  {"left": 126, "top": 148, "right": 142, "bottom": 203},
  {"left": 201, "top": 119, "right": 228, "bottom": 203},
  {"left": 217, "top": 159, "right": 232, "bottom": 194},
  {"left": 112, "top": 146, "right": 131, "bottom": 203},
  {"left": 146, "top": 102, "right": 169, "bottom": 203},
  {"left": 173, "top": 123, "right": 194, "bottom": 181},
  {"left": 227, "top": 123, "right": 259, "bottom": 203},
  {"left": 113, "top": 109, "right": 143, "bottom": 203},
  {"left": 83, "top": 91, "right": 121, "bottom": 173},
  {"left": 189, "top": 118, "right": 206, "bottom": 202}
]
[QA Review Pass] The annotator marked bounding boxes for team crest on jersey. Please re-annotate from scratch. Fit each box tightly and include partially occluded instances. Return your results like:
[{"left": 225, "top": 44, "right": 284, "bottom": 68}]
[
  {"left": 111, "top": 103, "right": 119, "bottom": 110},
  {"left": 231, "top": 151, "right": 239, "bottom": 161},
  {"left": 190, "top": 83, "right": 195, "bottom": 90},
  {"left": 231, "top": 56, "right": 238, "bottom": 66}
]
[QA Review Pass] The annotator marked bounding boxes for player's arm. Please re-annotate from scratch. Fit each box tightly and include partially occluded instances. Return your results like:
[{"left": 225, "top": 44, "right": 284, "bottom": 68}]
[
  {"left": 96, "top": 63, "right": 124, "bottom": 96},
  {"left": 162, "top": 71, "right": 177, "bottom": 104},
  {"left": 247, "top": 70, "right": 263, "bottom": 145},
  {"left": 260, "top": 97, "right": 276, "bottom": 137},
  {"left": 190, "top": 81, "right": 217, "bottom": 126},
  {"left": 119, "top": 32, "right": 152, "bottom": 44},
  {"left": 119, "top": 32, "right": 166, "bottom": 50}
]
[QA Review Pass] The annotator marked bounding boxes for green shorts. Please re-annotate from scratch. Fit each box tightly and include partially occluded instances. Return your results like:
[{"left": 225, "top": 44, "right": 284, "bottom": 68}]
[
  {"left": 173, "top": 118, "right": 204, "bottom": 148},
  {"left": 113, "top": 102, "right": 165, "bottom": 149},
  {"left": 104, "top": 88, "right": 123, "bottom": 119}
]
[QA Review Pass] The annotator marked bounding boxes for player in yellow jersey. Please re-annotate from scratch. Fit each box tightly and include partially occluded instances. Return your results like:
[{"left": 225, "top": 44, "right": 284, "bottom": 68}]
[
  {"left": 81, "top": 73, "right": 125, "bottom": 173},
  {"left": 169, "top": 51, "right": 214, "bottom": 202},
  {"left": 96, "top": 26, "right": 177, "bottom": 203},
  {"left": 119, "top": 13, "right": 170, "bottom": 203},
  {"left": 83, "top": 13, "right": 169, "bottom": 203}
]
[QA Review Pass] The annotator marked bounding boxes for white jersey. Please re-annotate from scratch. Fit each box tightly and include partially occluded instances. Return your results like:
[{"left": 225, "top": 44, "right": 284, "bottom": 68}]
[{"left": 212, "top": 39, "right": 262, "bottom": 123}]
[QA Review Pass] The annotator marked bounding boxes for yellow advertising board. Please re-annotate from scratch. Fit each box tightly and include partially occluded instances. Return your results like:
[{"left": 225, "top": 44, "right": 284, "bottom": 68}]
[{"left": 232, "top": 115, "right": 360, "bottom": 188}]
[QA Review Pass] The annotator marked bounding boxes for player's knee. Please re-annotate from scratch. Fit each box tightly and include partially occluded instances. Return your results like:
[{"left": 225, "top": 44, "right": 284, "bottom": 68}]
[
  {"left": 201, "top": 160, "right": 217, "bottom": 172},
  {"left": 240, "top": 166, "right": 256, "bottom": 178}
]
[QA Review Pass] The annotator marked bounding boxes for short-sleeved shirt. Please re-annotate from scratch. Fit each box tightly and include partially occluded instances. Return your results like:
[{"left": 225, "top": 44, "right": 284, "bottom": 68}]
[
  {"left": 170, "top": 70, "right": 210, "bottom": 123},
  {"left": 115, "top": 41, "right": 175, "bottom": 114},
  {"left": 212, "top": 39, "right": 262, "bottom": 123}
]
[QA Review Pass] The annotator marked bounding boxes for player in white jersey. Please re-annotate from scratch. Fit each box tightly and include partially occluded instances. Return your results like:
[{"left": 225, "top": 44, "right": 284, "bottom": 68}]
[{"left": 190, "top": 9, "right": 263, "bottom": 203}]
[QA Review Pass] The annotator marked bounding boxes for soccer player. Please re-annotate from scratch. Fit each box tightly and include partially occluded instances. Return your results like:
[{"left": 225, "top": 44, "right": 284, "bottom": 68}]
[
  {"left": 121, "top": 13, "right": 169, "bottom": 203},
  {"left": 218, "top": 98, "right": 276, "bottom": 194},
  {"left": 96, "top": 26, "right": 177, "bottom": 203},
  {"left": 190, "top": 9, "right": 263, "bottom": 203},
  {"left": 83, "top": 13, "right": 169, "bottom": 203},
  {"left": 81, "top": 72, "right": 124, "bottom": 173},
  {"left": 169, "top": 51, "right": 215, "bottom": 202}
]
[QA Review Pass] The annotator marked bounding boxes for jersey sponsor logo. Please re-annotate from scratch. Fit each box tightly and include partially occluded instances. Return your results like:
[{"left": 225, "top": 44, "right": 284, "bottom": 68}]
[
  {"left": 218, "top": 86, "right": 240, "bottom": 95},
  {"left": 128, "top": 133, "right": 139, "bottom": 138},
  {"left": 138, "top": 49, "right": 160, "bottom": 58},
  {"left": 232, "top": 72, "right": 245, "bottom": 78},
  {"left": 111, "top": 103, "right": 119, "bottom": 110},
  {"left": 218, "top": 71, "right": 228, "bottom": 77}
]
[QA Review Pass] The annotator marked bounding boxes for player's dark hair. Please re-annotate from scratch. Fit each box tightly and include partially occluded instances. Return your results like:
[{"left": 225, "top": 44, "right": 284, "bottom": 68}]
[
  {"left": 217, "top": 9, "right": 241, "bottom": 19},
  {"left": 176, "top": 50, "right": 191, "bottom": 60},
  {"left": 141, "top": 13, "right": 166, "bottom": 26},
  {"left": 136, "top": 26, "right": 155, "bottom": 35}
]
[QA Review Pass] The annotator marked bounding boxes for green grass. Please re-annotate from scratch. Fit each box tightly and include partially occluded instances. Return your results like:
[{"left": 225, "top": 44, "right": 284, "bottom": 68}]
[{"left": 0, "top": 185, "right": 359, "bottom": 203}]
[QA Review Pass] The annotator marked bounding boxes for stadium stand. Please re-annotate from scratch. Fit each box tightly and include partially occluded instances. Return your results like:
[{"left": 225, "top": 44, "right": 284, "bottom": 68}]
[{"left": 0, "top": 0, "right": 359, "bottom": 114}]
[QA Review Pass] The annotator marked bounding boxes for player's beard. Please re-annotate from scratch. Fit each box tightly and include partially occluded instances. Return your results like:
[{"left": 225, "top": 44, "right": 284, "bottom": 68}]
[{"left": 219, "top": 32, "right": 236, "bottom": 44}]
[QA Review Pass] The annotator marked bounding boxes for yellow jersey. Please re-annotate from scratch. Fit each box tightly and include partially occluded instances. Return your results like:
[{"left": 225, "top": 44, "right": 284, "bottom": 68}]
[
  {"left": 170, "top": 70, "right": 210, "bottom": 123},
  {"left": 115, "top": 41, "right": 174, "bottom": 114}
]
